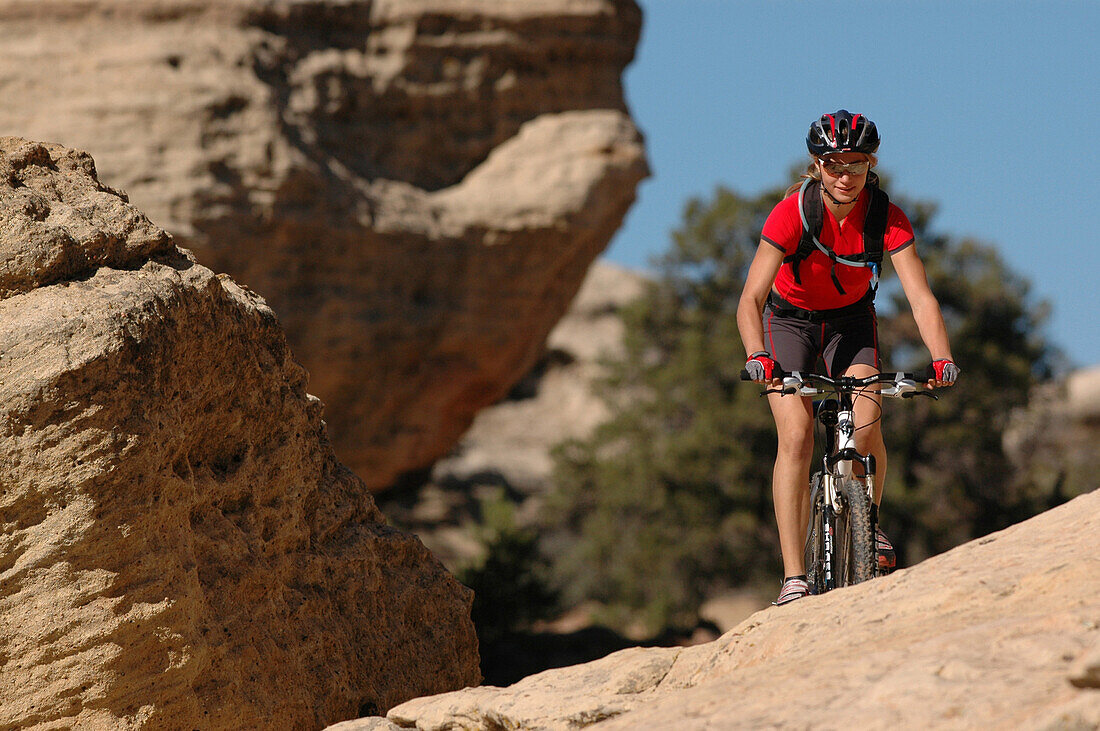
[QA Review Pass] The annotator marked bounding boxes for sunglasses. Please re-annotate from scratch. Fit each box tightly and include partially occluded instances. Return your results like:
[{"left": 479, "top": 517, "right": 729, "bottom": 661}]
[{"left": 820, "top": 159, "right": 870, "bottom": 176}]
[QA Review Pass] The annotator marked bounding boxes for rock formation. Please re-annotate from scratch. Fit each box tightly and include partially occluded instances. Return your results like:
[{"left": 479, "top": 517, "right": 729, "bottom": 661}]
[
  {"left": 379, "top": 261, "right": 648, "bottom": 568},
  {"left": 0, "top": 0, "right": 649, "bottom": 489},
  {"left": 0, "top": 137, "right": 479, "bottom": 729},
  {"left": 331, "top": 489, "right": 1100, "bottom": 730},
  {"left": 1005, "top": 365, "right": 1100, "bottom": 500},
  {"left": 1066, "top": 366, "right": 1100, "bottom": 420},
  {"left": 433, "top": 261, "right": 647, "bottom": 495}
]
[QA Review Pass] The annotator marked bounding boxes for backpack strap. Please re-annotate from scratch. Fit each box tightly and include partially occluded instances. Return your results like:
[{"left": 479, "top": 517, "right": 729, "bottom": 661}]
[
  {"left": 783, "top": 179, "right": 822, "bottom": 287},
  {"left": 784, "top": 178, "right": 890, "bottom": 296},
  {"left": 861, "top": 185, "right": 889, "bottom": 279}
]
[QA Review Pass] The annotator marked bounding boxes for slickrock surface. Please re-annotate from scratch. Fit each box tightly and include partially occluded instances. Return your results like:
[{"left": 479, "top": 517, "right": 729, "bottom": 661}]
[
  {"left": 0, "top": 0, "right": 648, "bottom": 489},
  {"left": 0, "top": 137, "right": 479, "bottom": 730},
  {"left": 333, "top": 489, "right": 1100, "bottom": 730}
]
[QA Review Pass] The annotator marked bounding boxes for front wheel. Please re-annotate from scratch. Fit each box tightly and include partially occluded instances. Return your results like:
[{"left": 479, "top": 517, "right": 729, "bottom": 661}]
[
  {"left": 833, "top": 478, "right": 875, "bottom": 587},
  {"left": 803, "top": 472, "right": 828, "bottom": 595}
]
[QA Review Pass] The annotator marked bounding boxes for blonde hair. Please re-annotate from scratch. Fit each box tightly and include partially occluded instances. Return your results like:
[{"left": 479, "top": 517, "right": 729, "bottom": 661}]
[{"left": 784, "top": 153, "right": 879, "bottom": 198}]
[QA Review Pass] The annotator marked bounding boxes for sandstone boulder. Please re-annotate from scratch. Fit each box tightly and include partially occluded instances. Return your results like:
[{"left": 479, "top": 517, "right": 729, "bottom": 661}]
[
  {"left": 0, "top": 137, "right": 479, "bottom": 730},
  {"left": 337, "top": 489, "right": 1100, "bottom": 730},
  {"left": 0, "top": 0, "right": 649, "bottom": 489}
]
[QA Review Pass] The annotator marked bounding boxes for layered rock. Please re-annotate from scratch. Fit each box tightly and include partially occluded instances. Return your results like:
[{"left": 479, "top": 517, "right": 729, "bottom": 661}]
[
  {"left": 0, "top": 137, "right": 479, "bottom": 729},
  {"left": 0, "top": 0, "right": 648, "bottom": 489},
  {"left": 380, "top": 261, "right": 648, "bottom": 568},
  {"left": 432, "top": 261, "right": 647, "bottom": 495},
  {"left": 335, "top": 489, "right": 1100, "bottom": 730}
]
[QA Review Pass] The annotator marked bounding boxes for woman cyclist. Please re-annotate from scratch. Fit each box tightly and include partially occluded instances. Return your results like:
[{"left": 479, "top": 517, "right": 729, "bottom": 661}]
[{"left": 735, "top": 110, "right": 959, "bottom": 606}]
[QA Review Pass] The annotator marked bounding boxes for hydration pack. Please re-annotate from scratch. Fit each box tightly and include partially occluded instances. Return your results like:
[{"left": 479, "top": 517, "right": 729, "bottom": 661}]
[{"left": 784, "top": 177, "right": 890, "bottom": 296}]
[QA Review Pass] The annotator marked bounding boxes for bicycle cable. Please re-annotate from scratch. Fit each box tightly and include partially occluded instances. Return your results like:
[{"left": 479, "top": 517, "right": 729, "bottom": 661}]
[{"left": 851, "top": 385, "right": 884, "bottom": 434}]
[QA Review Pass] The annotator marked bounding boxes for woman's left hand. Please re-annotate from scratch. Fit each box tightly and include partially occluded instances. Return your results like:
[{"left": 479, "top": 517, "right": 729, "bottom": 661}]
[{"left": 927, "top": 358, "right": 960, "bottom": 388}]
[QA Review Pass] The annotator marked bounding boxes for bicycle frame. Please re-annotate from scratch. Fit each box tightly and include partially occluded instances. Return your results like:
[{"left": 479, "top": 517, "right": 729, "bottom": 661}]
[
  {"left": 814, "top": 386, "right": 878, "bottom": 589},
  {"left": 814, "top": 388, "right": 876, "bottom": 513},
  {"left": 784, "top": 369, "right": 924, "bottom": 470}
]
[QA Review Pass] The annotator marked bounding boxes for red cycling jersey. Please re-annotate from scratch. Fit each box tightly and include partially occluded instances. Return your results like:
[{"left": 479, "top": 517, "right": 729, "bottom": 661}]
[{"left": 761, "top": 189, "right": 915, "bottom": 310}]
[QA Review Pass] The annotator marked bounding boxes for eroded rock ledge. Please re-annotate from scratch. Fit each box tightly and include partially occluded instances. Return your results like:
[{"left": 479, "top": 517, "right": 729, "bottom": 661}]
[{"left": 0, "top": 137, "right": 479, "bottom": 730}]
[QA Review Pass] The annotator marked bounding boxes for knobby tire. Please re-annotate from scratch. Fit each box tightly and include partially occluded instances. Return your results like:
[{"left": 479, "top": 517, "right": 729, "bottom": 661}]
[
  {"left": 834, "top": 478, "right": 875, "bottom": 586},
  {"left": 804, "top": 472, "right": 828, "bottom": 595}
]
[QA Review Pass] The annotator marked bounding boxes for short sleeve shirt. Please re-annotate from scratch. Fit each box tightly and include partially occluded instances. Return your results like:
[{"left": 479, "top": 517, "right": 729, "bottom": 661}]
[{"left": 761, "top": 189, "right": 915, "bottom": 310}]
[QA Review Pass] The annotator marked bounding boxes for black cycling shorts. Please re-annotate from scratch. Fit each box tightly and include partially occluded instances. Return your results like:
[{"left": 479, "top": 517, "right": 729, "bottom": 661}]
[{"left": 762, "top": 298, "right": 880, "bottom": 376}]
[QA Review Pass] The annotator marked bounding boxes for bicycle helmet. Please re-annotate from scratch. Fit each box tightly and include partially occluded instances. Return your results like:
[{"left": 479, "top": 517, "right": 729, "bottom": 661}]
[{"left": 807, "top": 110, "right": 880, "bottom": 156}]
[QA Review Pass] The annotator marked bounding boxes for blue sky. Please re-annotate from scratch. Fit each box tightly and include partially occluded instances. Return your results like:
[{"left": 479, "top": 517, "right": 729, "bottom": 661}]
[{"left": 603, "top": 1, "right": 1100, "bottom": 368}]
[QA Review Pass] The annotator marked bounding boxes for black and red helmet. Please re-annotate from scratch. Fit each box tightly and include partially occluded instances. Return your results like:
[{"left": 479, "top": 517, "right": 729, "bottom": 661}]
[{"left": 807, "top": 110, "right": 880, "bottom": 156}]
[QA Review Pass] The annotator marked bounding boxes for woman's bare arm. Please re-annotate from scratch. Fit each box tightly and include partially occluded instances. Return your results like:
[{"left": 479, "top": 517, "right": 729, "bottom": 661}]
[
  {"left": 737, "top": 241, "right": 786, "bottom": 357},
  {"left": 890, "top": 245, "right": 956, "bottom": 385}
]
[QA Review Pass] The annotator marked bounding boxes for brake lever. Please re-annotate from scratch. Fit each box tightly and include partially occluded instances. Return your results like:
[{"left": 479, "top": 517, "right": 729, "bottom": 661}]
[{"left": 902, "top": 390, "right": 939, "bottom": 400}]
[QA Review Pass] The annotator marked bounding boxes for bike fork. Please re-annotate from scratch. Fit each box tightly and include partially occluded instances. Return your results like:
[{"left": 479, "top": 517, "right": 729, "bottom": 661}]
[{"left": 868, "top": 480, "right": 880, "bottom": 578}]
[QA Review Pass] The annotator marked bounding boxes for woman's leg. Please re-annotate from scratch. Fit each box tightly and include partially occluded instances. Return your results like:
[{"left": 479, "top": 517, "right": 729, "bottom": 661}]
[
  {"left": 761, "top": 305, "right": 820, "bottom": 579},
  {"left": 767, "top": 391, "right": 815, "bottom": 577}
]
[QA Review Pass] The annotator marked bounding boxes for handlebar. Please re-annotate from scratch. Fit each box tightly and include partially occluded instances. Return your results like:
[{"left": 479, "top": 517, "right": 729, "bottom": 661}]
[{"left": 738, "top": 368, "right": 939, "bottom": 399}]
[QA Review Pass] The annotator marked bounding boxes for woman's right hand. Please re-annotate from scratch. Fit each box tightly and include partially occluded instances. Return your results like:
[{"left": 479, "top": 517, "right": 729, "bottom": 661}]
[{"left": 746, "top": 351, "right": 779, "bottom": 383}]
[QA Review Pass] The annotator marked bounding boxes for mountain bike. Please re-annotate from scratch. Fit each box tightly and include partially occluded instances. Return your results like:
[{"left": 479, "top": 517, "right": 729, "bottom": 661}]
[{"left": 741, "top": 369, "right": 938, "bottom": 594}]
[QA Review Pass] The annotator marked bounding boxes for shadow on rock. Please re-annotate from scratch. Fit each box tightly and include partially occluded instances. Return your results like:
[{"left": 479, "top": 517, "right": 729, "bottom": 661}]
[{"left": 480, "top": 622, "right": 721, "bottom": 687}]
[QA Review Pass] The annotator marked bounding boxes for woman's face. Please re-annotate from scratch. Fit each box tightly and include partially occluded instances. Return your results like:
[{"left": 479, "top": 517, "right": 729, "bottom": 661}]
[{"left": 817, "top": 152, "right": 870, "bottom": 204}]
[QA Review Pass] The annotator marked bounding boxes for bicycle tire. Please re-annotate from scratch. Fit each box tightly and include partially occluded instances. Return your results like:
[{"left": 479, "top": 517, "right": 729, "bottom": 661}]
[
  {"left": 803, "top": 472, "right": 828, "bottom": 595},
  {"left": 833, "top": 478, "right": 875, "bottom": 586}
]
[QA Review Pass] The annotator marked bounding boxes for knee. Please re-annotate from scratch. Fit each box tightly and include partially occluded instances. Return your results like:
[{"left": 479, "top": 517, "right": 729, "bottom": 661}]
[
  {"left": 777, "top": 424, "right": 814, "bottom": 461},
  {"left": 855, "top": 423, "right": 885, "bottom": 454}
]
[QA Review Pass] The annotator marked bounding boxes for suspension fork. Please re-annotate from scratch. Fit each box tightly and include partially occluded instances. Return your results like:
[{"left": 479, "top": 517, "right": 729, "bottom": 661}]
[
  {"left": 822, "top": 395, "right": 879, "bottom": 583},
  {"left": 823, "top": 498, "right": 835, "bottom": 590},
  {"left": 825, "top": 394, "right": 877, "bottom": 509},
  {"left": 829, "top": 393, "right": 882, "bottom": 577}
]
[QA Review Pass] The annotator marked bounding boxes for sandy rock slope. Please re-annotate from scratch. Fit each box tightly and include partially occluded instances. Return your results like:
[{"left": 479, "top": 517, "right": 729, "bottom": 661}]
[{"left": 334, "top": 489, "right": 1100, "bottom": 730}]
